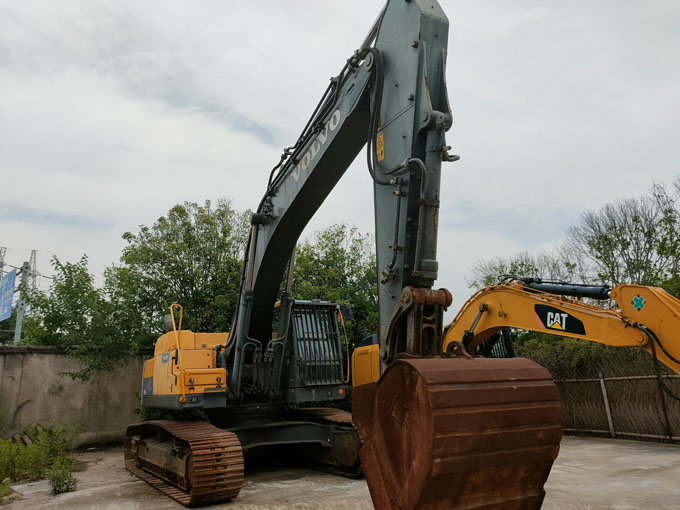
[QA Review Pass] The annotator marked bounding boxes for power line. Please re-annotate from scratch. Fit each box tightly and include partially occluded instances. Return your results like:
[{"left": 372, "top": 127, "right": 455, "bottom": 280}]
[{"left": 1, "top": 264, "right": 53, "bottom": 279}]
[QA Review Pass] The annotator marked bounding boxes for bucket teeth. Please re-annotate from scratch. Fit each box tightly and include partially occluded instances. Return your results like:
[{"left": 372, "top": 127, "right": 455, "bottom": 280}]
[
  {"left": 125, "top": 420, "right": 244, "bottom": 507},
  {"left": 353, "top": 357, "right": 563, "bottom": 510}
]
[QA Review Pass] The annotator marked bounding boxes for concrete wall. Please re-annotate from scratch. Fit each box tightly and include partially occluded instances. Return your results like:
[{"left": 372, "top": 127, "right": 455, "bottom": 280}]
[{"left": 0, "top": 345, "right": 146, "bottom": 447}]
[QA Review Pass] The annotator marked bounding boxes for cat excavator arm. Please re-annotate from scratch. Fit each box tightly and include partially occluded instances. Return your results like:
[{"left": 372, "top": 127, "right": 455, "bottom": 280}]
[{"left": 442, "top": 281, "right": 680, "bottom": 375}]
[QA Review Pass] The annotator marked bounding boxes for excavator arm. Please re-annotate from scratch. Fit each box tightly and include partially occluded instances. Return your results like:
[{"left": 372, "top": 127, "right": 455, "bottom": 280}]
[
  {"left": 443, "top": 281, "right": 680, "bottom": 375},
  {"left": 229, "top": 0, "right": 455, "bottom": 394}
]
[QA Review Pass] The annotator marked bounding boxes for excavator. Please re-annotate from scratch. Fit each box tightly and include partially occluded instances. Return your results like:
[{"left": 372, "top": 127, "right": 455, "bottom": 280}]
[
  {"left": 124, "top": 1, "right": 680, "bottom": 509},
  {"left": 352, "top": 277, "right": 680, "bottom": 509}
]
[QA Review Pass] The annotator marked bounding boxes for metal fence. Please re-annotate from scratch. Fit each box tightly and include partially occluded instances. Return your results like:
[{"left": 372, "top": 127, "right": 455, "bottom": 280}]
[{"left": 556, "top": 374, "right": 680, "bottom": 442}]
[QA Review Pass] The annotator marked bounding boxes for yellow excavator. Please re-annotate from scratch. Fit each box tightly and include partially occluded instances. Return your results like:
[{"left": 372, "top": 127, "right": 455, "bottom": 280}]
[
  {"left": 352, "top": 277, "right": 680, "bottom": 509},
  {"left": 124, "top": 1, "right": 680, "bottom": 509}
]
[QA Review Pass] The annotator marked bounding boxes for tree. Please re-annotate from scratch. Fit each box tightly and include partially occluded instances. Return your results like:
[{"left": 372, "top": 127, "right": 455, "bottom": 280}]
[
  {"left": 292, "top": 224, "right": 377, "bottom": 344},
  {"left": 22, "top": 256, "right": 132, "bottom": 379},
  {"left": 467, "top": 251, "right": 580, "bottom": 290},
  {"left": 0, "top": 310, "right": 17, "bottom": 345},
  {"left": 108, "top": 199, "right": 250, "bottom": 346},
  {"left": 18, "top": 199, "right": 378, "bottom": 380},
  {"left": 470, "top": 177, "right": 680, "bottom": 292},
  {"left": 467, "top": 177, "right": 680, "bottom": 379},
  {"left": 22, "top": 200, "right": 251, "bottom": 378},
  {"left": 566, "top": 181, "right": 680, "bottom": 287}
]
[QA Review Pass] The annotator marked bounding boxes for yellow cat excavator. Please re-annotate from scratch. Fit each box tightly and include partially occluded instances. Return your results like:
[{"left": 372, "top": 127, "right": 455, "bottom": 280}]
[
  {"left": 352, "top": 278, "right": 680, "bottom": 509},
  {"left": 124, "top": 1, "right": 680, "bottom": 509}
]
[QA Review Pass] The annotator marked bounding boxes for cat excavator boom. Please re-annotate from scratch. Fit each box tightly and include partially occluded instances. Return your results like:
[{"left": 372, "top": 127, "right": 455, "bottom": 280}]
[{"left": 443, "top": 279, "right": 680, "bottom": 377}]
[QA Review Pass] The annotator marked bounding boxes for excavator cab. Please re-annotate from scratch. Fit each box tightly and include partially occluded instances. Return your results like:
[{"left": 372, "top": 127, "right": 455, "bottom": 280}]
[{"left": 473, "top": 328, "right": 516, "bottom": 358}]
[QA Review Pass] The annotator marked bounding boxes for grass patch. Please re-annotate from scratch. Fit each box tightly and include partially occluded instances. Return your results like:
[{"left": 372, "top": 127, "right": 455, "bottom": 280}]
[{"left": 0, "top": 424, "right": 79, "bottom": 494}]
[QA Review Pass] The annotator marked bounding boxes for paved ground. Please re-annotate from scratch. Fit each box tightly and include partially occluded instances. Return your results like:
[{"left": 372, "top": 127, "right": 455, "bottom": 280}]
[{"left": 3, "top": 437, "right": 679, "bottom": 509}]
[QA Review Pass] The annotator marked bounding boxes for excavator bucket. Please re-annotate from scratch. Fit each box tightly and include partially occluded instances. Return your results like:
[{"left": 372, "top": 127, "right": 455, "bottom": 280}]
[{"left": 352, "top": 356, "right": 562, "bottom": 510}]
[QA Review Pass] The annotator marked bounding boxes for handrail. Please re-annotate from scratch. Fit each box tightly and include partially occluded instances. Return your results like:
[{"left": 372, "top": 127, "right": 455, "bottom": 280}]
[{"left": 169, "top": 303, "right": 187, "bottom": 403}]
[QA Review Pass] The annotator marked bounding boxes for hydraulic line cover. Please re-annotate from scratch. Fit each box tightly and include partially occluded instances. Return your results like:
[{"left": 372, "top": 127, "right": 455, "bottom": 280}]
[{"left": 353, "top": 356, "right": 562, "bottom": 510}]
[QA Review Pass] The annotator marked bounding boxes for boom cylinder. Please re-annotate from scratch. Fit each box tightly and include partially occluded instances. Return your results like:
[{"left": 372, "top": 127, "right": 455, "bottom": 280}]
[{"left": 523, "top": 281, "right": 612, "bottom": 300}]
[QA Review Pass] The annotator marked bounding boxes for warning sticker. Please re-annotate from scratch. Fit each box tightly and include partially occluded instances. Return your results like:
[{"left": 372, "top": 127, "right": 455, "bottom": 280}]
[{"left": 377, "top": 131, "right": 385, "bottom": 162}]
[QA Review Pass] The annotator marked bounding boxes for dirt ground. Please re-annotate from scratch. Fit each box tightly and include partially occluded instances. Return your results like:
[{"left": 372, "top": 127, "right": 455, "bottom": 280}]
[{"left": 3, "top": 436, "right": 679, "bottom": 510}]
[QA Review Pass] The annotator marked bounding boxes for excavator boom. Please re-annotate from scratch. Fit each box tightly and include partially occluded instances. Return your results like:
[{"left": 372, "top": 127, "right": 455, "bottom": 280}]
[{"left": 443, "top": 281, "right": 680, "bottom": 375}]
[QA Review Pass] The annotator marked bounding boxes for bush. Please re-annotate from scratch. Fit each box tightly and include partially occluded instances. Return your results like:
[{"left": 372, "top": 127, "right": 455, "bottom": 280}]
[
  {"left": 515, "top": 331, "right": 664, "bottom": 379},
  {"left": 0, "top": 440, "right": 18, "bottom": 481},
  {"left": 48, "top": 460, "right": 77, "bottom": 495},
  {"left": 28, "top": 424, "right": 77, "bottom": 464},
  {"left": 0, "top": 424, "right": 78, "bottom": 491},
  {"left": 0, "top": 441, "right": 44, "bottom": 482},
  {"left": 0, "top": 480, "right": 12, "bottom": 499},
  {"left": 12, "top": 444, "right": 47, "bottom": 482}
]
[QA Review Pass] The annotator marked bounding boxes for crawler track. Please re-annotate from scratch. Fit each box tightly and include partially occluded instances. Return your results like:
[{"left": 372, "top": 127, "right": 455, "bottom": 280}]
[{"left": 125, "top": 420, "right": 243, "bottom": 507}]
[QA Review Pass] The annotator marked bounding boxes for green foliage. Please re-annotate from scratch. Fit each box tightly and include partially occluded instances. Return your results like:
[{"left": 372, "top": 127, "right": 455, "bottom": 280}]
[
  {"left": 0, "top": 310, "right": 17, "bottom": 345},
  {"left": 21, "top": 199, "right": 250, "bottom": 378},
  {"left": 0, "top": 440, "right": 46, "bottom": 482},
  {"left": 0, "top": 481, "right": 11, "bottom": 499},
  {"left": 47, "top": 459, "right": 77, "bottom": 494},
  {"left": 12, "top": 444, "right": 47, "bottom": 481},
  {"left": 470, "top": 177, "right": 680, "bottom": 292},
  {"left": 470, "top": 177, "right": 680, "bottom": 380},
  {"left": 22, "top": 256, "right": 135, "bottom": 380},
  {"left": 515, "top": 332, "right": 661, "bottom": 379},
  {"left": 568, "top": 192, "right": 678, "bottom": 286},
  {"left": 29, "top": 424, "right": 78, "bottom": 466},
  {"left": 292, "top": 223, "right": 377, "bottom": 345},
  {"left": 19, "top": 199, "right": 376, "bottom": 380},
  {"left": 467, "top": 251, "right": 580, "bottom": 290},
  {"left": 109, "top": 199, "right": 250, "bottom": 343},
  {"left": 0, "top": 424, "right": 78, "bottom": 486},
  {"left": 0, "top": 441, "right": 18, "bottom": 481}
]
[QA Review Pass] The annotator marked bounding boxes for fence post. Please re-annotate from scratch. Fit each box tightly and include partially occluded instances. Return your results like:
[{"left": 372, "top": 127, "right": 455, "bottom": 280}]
[
  {"left": 653, "top": 375, "right": 674, "bottom": 441},
  {"left": 599, "top": 372, "right": 616, "bottom": 439}
]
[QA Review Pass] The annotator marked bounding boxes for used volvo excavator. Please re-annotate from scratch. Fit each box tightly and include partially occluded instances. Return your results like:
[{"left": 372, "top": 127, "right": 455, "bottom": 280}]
[{"left": 125, "top": 1, "right": 680, "bottom": 509}]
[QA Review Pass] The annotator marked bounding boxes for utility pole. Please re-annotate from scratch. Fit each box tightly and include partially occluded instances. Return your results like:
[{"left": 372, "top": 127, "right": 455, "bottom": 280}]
[
  {"left": 13, "top": 261, "right": 30, "bottom": 345},
  {"left": 29, "top": 249, "right": 37, "bottom": 290}
]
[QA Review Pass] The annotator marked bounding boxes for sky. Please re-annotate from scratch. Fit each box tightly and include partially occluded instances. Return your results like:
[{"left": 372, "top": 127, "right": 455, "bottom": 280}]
[{"left": 1, "top": 0, "right": 679, "bottom": 317}]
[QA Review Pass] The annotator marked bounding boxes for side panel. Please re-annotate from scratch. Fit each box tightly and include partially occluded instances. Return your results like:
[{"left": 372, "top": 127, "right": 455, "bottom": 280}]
[
  {"left": 352, "top": 344, "right": 380, "bottom": 386},
  {"left": 152, "top": 351, "right": 174, "bottom": 395}
]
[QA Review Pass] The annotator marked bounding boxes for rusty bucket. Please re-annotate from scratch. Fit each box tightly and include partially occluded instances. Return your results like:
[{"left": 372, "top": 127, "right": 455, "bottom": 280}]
[{"left": 352, "top": 356, "right": 562, "bottom": 510}]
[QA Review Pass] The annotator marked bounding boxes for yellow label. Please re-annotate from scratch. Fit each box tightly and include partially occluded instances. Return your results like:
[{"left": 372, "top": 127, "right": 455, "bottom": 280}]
[{"left": 377, "top": 131, "right": 385, "bottom": 162}]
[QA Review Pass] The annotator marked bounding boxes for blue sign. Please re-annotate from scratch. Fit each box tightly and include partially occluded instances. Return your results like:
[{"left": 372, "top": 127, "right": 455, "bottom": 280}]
[{"left": 0, "top": 269, "right": 16, "bottom": 322}]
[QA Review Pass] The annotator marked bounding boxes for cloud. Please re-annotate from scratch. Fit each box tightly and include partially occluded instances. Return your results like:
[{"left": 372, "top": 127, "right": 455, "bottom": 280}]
[{"left": 2, "top": 0, "right": 680, "bottom": 311}]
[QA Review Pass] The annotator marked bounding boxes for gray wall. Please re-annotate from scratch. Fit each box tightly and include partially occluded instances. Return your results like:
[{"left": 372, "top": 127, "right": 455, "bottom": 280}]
[{"left": 0, "top": 346, "right": 146, "bottom": 447}]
